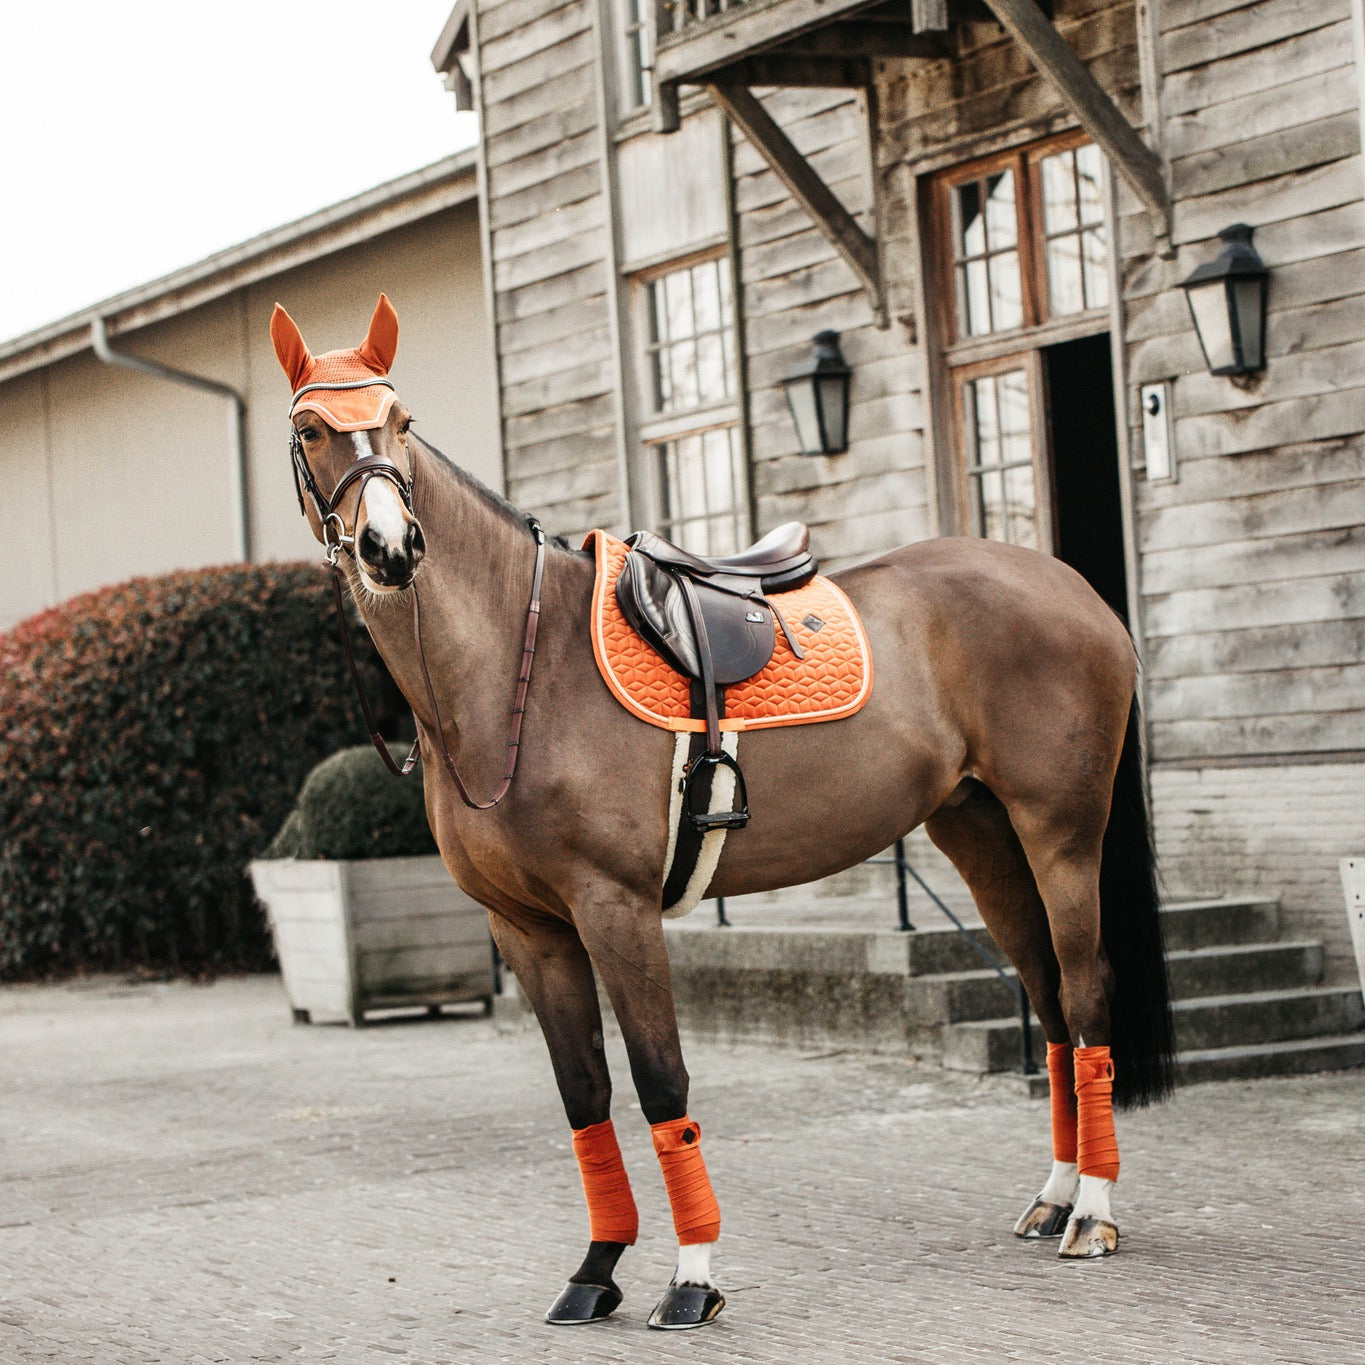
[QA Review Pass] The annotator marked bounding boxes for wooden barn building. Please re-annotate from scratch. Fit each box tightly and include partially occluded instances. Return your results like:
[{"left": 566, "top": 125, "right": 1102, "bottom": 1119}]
[{"left": 431, "top": 0, "right": 1363, "bottom": 993}]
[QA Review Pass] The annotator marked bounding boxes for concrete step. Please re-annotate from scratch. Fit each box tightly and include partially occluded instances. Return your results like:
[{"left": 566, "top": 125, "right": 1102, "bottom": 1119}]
[
  {"left": 1176, "top": 1033, "right": 1365, "bottom": 1086},
  {"left": 1166, "top": 941, "right": 1324, "bottom": 997},
  {"left": 664, "top": 922, "right": 1002, "bottom": 978},
  {"left": 1172, "top": 987, "right": 1365, "bottom": 1051},
  {"left": 1160, "top": 898, "right": 1280, "bottom": 951},
  {"left": 942, "top": 987, "right": 1365, "bottom": 1075}
]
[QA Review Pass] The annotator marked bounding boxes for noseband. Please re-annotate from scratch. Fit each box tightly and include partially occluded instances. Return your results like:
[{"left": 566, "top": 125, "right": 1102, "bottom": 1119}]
[{"left": 289, "top": 379, "right": 412, "bottom": 566}]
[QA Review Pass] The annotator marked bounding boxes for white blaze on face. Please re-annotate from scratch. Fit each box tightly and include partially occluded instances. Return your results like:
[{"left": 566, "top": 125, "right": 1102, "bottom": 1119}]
[{"left": 354, "top": 430, "right": 408, "bottom": 554}]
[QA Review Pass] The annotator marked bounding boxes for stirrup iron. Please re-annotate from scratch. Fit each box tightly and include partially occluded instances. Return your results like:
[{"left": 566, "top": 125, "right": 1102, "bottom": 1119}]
[{"left": 684, "top": 750, "right": 750, "bottom": 832}]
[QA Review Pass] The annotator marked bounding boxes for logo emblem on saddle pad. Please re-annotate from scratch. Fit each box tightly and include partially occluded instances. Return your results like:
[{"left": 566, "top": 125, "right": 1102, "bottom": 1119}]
[{"left": 583, "top": 531, "right": 873, "bottom": 734}]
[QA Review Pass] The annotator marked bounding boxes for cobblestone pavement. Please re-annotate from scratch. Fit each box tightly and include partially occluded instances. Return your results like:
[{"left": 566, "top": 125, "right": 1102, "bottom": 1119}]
[{"left": 2, "top": 976, "right": 1363, "bottom": 1364}]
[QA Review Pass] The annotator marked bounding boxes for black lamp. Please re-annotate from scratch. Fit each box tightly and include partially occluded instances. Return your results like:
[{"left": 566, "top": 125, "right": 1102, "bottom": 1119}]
[
  {"left": 1180, "top": 224, "right": 1269, "bottom": 376},
  {"left": 782, "top": 330, "right": 851, "bottom": 455}
]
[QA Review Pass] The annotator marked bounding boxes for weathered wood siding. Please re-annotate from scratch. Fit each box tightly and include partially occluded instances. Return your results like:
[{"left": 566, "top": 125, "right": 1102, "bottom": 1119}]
[
  {"left": 474, "top": 0, "right": 622, "bottom": 539},
  {"left": 731, "top": 87, "right": 935, "bottom": 569},
  {"left": 1120, "top": 0, "right": 1364, "bottom": 769},
  {"left": 471, "top": 0, "right": 1363, "bottom": 962}
]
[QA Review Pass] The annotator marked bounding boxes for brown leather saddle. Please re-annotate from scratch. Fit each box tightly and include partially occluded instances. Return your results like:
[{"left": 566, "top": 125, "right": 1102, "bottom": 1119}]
[{"left": 615, "top": 521, "right": 817, "bottom": 832}]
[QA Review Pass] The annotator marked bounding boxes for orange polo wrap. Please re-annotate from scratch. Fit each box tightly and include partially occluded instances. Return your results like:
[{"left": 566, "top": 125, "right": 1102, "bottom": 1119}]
[
  {"left": 651, "top": 1115, "right": 721, "bottom": 1246},
  {"left": 571, "top": 1120, "right": 640, "bottom": 1245},
  {"left": 1074, "top": 1045, "right": 1121, "bottom": 1181},
  {"left": 1047, "top": 1042, "right": 1078, "bottom": 1164}
]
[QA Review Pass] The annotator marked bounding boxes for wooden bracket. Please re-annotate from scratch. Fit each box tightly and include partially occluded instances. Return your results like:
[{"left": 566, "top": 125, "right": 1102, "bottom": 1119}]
[
  {"left": 651, "top": 0, "right": 681, "bottom": 132},
  {"left": 706, "top": 82, "right": 888, "bottom": 327},
  {"left": 980, "top": 0, "right": 1171, "bottom": 242}
]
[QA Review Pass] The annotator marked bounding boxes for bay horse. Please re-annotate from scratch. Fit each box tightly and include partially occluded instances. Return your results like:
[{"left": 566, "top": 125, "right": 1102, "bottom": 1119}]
[{"left": 270, "top": 297, "right": 1173, "bottom": 1330}]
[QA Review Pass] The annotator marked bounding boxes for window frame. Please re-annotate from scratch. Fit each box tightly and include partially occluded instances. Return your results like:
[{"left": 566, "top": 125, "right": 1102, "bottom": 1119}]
[
  {"left": 929, "top": 130, "right": 1111, "bottom": 550},
  {"left": 948, "top": 349, "right": 1055, "bottom": 555},
  {"left": 934, "top": 129, "right": 1111, "bottom": 367},
  {"left": 628, "top": 245, "right": 751, "bottom": 554}
]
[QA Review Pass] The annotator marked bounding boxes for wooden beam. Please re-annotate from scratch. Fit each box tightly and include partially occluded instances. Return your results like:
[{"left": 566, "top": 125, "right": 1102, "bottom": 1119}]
[
  {"left": 651, "top": 0, "right": 681, "bottom": 132},
  {"left": 654, "top": 0, "right": 884, "bottom": 86},
  {"left": 912, "top": 0, "right": 949, "bottom": 29},
  {"left": 724, "top": 54, "right": 873, "bottom": 86},
  {"left": 979, "top": 0, "right": 1170, "bottom": 233},
  {"left": 705, "top": 82, "right": 886, "bottom": 324},
  {"left": 777, "top": 21, "right": 951, "bottom": 59}
]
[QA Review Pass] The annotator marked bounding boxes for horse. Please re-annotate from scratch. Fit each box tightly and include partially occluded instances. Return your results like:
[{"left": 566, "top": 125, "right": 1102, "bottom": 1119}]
[{"left": 269, "top": 296, "right": 1173, "bottom": 1330}]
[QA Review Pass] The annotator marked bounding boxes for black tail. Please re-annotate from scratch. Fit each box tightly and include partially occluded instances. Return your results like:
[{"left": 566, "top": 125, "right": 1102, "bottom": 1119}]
[{"left": 1101, "top": 695, "right": 1175, "bottom": 1108}]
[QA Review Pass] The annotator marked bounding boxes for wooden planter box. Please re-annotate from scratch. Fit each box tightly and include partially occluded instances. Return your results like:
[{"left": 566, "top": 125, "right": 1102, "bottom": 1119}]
[{"left": 249, "top": 855, "right": 495, "bottom": 1026}]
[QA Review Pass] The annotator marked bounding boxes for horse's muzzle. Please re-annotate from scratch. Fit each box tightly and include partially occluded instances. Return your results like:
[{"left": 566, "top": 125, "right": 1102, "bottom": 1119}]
[{"left": 358, "top": 518, "right": 425, "bottom": 588}]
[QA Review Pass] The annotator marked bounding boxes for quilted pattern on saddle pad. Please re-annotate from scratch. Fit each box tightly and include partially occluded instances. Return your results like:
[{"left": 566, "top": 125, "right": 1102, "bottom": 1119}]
[{"left": 584, "top": 530, "right": 873, "bottom": 732}]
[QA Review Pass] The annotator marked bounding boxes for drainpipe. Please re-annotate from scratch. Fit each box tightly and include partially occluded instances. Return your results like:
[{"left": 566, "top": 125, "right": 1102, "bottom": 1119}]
[{"left": 90, "top": 315, "right": 251, "bottom": 561}]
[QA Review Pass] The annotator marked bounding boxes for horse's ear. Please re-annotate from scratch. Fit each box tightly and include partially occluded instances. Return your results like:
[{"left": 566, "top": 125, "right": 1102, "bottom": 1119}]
[
  {"left": 270, "top": 304, "right": 313, "bottom": 390},
  {"left": 358, "top": 293, "right": 399, "bottom": 374}
]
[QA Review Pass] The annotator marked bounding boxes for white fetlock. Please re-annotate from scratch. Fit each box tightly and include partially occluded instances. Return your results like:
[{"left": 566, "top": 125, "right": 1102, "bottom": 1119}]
[
  {"left": 1038, "top": 1160, "right": 1079, "bottom": 1208},
  {"left": 1073, "top": 1175, "right": 1114, "bottom": 1223},
  {"left": 674, "top": 1242, "right": 716, "bottom": 1288}
]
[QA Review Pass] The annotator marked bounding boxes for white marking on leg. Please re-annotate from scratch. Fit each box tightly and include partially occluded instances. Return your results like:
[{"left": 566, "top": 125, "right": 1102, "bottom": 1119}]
[
  {"left": 1038, "top": 1159, "right": 1079, "bottom": 1207},
  {"left": 1073, "top": 1174, "right": 1114, "bottom": 1222},
  {"left": 674, "top": 1242, "right": 715, "bottom": 1288}
]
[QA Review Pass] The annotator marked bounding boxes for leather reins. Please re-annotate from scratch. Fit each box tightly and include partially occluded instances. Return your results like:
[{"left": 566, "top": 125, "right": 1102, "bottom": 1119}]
[{"left": 290, "top": 403, "right": 545, "bottom": 810}]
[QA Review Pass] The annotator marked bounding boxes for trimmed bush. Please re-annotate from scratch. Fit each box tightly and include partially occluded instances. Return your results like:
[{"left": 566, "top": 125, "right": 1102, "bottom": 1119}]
[
  {"left": 0, "top": 563, "right": 397, "bottom": 980},
  {"left": 264, "top": 745, "right": 436, "bottom": 861}
]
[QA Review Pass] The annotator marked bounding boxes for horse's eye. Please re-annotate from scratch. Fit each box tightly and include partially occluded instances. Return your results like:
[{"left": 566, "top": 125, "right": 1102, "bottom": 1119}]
[
  {"left": 399, "top": 418, "right": 413, "bottom": 434},
  {"left": 300, "top": 427, "right": 320, "bottom": 442}
]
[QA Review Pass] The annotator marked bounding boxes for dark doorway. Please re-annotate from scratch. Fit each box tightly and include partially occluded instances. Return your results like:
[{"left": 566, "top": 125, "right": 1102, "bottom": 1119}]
[{"left": 1043, "top": 333, "right": 1129, "bottom": 624}]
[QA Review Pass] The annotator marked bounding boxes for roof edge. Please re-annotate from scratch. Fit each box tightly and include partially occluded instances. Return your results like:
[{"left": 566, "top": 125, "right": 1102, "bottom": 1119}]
[{"left": 0, "top": 148, "right": 478, "bottom": 386}]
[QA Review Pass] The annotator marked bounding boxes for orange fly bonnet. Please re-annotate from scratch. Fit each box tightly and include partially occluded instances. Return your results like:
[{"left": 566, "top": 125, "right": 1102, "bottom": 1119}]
[{"left": 270, "top": 294, "right": 400, "bottom": 431}]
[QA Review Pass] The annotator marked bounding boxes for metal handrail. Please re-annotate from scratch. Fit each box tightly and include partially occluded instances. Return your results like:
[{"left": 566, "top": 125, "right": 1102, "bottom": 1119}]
[{"left": 712, "top": 838, "right": 1039, "bottom": 1075}]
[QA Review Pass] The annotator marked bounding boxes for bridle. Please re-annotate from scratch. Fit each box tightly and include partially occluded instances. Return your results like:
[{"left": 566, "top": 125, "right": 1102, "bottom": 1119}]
[
  {"left": 289, "top": 393, "right": 546, "bottom": 810},
  {"left": 289, "top": 378, "right": 413, "bottom": 565}
]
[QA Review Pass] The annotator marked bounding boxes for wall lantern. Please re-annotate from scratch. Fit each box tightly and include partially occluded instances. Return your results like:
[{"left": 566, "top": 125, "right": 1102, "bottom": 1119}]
[
  {"left": 1180, "top": 223, "right": 1269, "bottom": 376},
  {"left": 782, "top": 330, "right": 851, "bottom": 455}
]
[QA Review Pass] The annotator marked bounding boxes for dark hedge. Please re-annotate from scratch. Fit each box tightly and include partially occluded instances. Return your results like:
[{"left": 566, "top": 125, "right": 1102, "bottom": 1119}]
[
  {"left": 0, "top": 563, "right": 394, "bottom": 980},
  {"left": 264, "top": 745, "right": 436, "bottom": 861}
]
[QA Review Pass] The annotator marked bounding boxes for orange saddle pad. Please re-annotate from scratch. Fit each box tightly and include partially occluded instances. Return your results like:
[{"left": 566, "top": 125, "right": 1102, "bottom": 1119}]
[{"left": 584, "top": 530, "right": 873, "bottom": 732}]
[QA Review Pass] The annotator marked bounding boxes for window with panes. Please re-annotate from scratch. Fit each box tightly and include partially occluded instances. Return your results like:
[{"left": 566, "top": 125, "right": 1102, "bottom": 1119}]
[
  {"left": 934, "top": 134, "right": 1110, "bottom": 553},
  {"left": 635, "top": 252, "right": 749, "bottom": 556}
]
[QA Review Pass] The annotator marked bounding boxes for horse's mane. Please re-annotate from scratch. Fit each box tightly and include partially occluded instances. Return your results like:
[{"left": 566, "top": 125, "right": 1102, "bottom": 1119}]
[{"left": 412, "top": 433, "right": 580, "bottom": 554}]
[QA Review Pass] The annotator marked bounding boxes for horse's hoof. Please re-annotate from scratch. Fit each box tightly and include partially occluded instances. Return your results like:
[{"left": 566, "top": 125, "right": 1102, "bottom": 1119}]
[
  {"left": 545, "top": 1280, "right": 622, "bottom": 1324},
  {"left": 1013, "top": 1198, "right": 1074, "bottom": 1239},
  {"left": 1058, "top": 1215, "right": 1119, "bottom": 1259},
  {"left": 647, "top": 1281, "right": 725, "bottom": 1330}
]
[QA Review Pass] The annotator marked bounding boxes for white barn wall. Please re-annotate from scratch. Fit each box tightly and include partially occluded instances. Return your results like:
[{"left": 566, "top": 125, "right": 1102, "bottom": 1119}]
[{"left": 0, "top": 202, "right": 498, "bottom": 631}]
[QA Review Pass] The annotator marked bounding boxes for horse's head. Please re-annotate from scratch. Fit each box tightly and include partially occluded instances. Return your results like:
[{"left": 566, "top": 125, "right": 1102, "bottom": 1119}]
[{"left": 270, "top": 294, "right": 425, "bottom": 591}]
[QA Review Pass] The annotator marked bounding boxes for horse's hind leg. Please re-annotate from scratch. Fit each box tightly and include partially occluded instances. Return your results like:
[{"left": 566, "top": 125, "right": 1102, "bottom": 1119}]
[
  {"left": 488, "top": 915, "right": 637, "bottom": 1324},
  {"left": 1006, "top": 796, "right": 1123, "bottom": 1260},
  {"left": 924, "top": 788, "right": 1080, "bottom": 1239}
]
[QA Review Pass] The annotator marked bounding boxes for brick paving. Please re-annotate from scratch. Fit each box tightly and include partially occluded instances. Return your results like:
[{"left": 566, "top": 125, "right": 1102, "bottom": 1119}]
[{"left": 1, "top": 975, "right": 1363, "bottom": 1364}]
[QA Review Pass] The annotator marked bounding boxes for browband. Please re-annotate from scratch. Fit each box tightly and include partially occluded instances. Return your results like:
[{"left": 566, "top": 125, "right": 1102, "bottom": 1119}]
[{"left": 291, "top": 376, "right": 396, "bottom": 406}]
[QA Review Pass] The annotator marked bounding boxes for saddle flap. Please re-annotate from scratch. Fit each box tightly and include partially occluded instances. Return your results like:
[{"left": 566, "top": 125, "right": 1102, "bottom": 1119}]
[
  {"left": 693, "top": 579, "right": 776, "bottom": 685},
  {"left": 616, "top": 552, "right": 700, "bottom": 677}
]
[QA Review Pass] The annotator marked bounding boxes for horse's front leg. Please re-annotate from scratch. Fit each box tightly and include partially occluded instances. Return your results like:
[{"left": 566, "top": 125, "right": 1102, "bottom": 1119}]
[
  {"left": 488, "top": 914, "right": 637, "bottom": 1325},
  {"left": 574, "top": 891, "right": 726, "bottom": 1331}
]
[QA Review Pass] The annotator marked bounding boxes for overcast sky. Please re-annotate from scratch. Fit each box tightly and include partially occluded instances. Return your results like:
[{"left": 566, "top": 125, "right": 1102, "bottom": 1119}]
[{"left": 1, "top": 1, "right": 476, "bottom": 344}]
